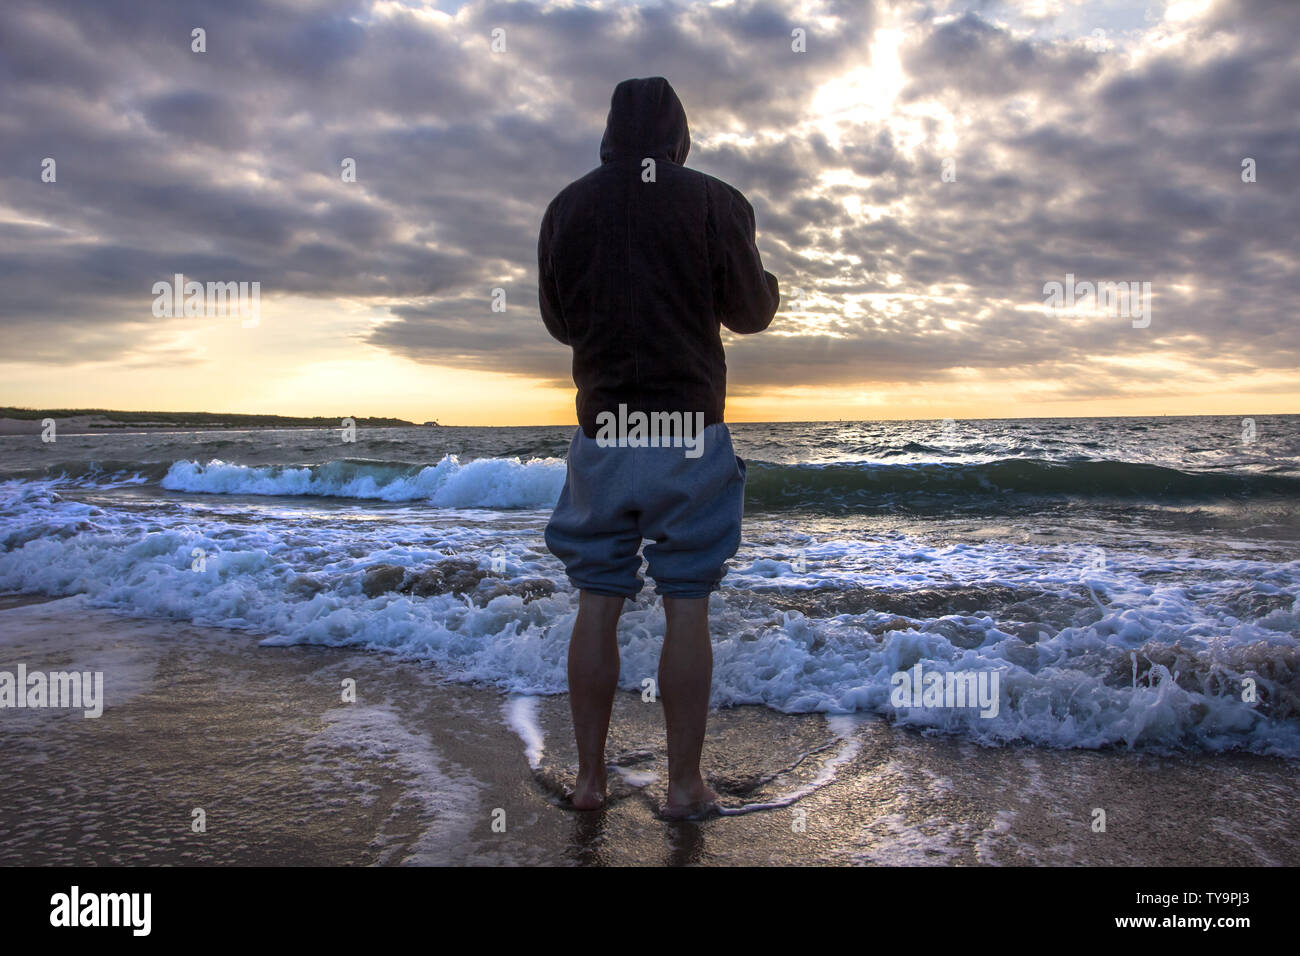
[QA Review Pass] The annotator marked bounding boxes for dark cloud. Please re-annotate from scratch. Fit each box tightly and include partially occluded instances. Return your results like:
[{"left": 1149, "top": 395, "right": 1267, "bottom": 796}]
[
  {"left": 900, "top": 11, "right": 1099, "bottom": 100},
  {"left": 143, "top": 90, "right": 252, "bottom": 149}
]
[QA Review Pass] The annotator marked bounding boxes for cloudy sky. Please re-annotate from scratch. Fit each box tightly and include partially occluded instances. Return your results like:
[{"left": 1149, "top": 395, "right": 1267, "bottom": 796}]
[{"left": 1, "top": 0, "right": 1295, "bottom": 424}]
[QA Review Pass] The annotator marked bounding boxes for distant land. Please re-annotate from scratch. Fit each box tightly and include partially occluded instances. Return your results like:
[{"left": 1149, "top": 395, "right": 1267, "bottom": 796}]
[{"left": 0, "top": 407, "right": 420, "bottom": 434}]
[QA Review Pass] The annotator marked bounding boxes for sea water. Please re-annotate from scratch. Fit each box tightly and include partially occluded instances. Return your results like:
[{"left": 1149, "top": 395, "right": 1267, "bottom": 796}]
[{"left": 1, "top": 415, "right": 1297, "bottom": 756}]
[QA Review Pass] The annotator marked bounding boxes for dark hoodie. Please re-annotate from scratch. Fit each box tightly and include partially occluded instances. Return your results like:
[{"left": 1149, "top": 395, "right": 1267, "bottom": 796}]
[{"left": 538, "top": 77, "right": 780, "bottom": 438}]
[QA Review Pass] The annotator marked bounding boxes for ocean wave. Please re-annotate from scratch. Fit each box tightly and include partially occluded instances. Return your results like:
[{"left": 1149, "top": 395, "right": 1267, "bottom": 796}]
[
  {"left": 0, "top": 530, "right": 1295, "bottom": 756},
  {"left": 1, "top": 480, "right": 1297, "bottom": 756},
  {"left": 157, "top": 456, "right": 566, "bottom": 509},
  {"left": 9, "top": 453, "right": 1300, "bottom": 515},
  {"left": 743, "top": 458, "right": 1300, "bottom": 513}
]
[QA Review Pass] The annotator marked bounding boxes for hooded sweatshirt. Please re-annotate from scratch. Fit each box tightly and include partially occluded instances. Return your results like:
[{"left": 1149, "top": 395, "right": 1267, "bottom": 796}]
[{"left": 538, "top": 76, "right": 780, "bottom": 439}]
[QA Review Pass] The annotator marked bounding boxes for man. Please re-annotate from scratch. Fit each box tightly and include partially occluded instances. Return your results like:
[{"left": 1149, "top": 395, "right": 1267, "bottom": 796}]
[{"left": 538, "top": 76, "right": 779, "bottom": 819}]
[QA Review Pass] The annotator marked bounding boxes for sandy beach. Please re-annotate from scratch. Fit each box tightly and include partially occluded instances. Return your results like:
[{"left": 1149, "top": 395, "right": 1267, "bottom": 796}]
[{"left": 1, "top": 593, "right": 1295, "bottom": 867}]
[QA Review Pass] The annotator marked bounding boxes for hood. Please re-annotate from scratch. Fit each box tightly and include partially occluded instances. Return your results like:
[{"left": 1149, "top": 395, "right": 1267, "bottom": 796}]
[{"left": 598, "top": 76, "right": 690, "bottom": 165}]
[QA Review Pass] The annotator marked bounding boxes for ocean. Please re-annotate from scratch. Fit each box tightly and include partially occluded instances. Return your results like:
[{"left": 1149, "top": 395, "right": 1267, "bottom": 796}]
[{"left": 2, "top": 415, "right": 1298, "bottom": 758}]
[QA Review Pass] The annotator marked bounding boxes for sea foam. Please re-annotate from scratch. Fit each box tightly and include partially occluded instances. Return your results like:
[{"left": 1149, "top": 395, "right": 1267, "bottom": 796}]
[{"left": 160, "top": 455, "right": 566, "bottom": 509}]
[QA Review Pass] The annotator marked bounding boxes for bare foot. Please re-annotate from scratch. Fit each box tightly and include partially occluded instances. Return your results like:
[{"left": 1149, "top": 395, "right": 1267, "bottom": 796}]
[
  {"left": 570, "top": 768, "right": 608, "bottom": 810},
  {"left": 660, "top": 779, "right": 719, "bottom": 820}
]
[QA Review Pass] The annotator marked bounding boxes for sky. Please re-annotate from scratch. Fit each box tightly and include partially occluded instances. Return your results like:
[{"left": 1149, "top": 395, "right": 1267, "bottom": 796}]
[{"left": 0, "top": 0, "right": 1296, "bottom": 425}]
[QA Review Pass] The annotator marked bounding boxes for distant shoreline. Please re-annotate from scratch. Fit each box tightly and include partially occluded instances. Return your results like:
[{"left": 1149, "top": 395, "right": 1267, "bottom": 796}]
[
  {"left": 0, "top": 409, "right": 423, "bottom": 435},
  {"left": 1, "top": 409, "right": 1296, "bottom": 436}
]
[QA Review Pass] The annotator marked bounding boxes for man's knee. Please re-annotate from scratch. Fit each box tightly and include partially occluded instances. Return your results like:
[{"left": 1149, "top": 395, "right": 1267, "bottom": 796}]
[
  {"left": 578, "top": 589, "right": 629, "bottom": 622},
  {"left": 662, "top": 595, "right": 709, "bottom": 630}
]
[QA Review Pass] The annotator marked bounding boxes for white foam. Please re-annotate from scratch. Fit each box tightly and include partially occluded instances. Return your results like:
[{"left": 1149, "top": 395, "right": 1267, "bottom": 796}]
[
  {"left": 718, "top": 714, "right": 863, "bottom": 815},
  {"left": 302, "top": 702, "right": 482, "bottom": 866},
  {"left": 612, "top": 767, "right": 658, "bottom": 787},
  {"left": 3, "top": 477, "right": 1298, "bottom": 757},
  {"left": 504, "top": 695, "right": 545, "bottom": 770},
  {"left": 159, "top": 455, "right": 566, "bottom": 509}
]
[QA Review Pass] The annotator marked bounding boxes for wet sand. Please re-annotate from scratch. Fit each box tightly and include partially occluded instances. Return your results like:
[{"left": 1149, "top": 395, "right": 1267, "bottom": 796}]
[{"left": 1, "top": 595, "right": 1296, "bottom": 866}]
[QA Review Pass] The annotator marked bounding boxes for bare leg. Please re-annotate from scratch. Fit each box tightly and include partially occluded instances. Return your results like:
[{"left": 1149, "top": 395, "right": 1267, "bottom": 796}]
[
  {"left": 568, "top": 590, "right": 624, "bottom": 809},
  {"left": 659, "top": 595, "right": 719, "bottom": 818}
]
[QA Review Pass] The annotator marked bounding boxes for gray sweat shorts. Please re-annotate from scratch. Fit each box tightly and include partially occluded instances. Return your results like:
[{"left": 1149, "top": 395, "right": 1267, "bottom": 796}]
[{"left": 544, "top": 422, "right": 747, "bottom": 599}]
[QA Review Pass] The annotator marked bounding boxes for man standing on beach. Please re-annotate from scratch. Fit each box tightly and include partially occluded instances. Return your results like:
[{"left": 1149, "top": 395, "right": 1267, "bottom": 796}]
[{"left": 538, "top": 76, "right": 780, "bottom": 818}]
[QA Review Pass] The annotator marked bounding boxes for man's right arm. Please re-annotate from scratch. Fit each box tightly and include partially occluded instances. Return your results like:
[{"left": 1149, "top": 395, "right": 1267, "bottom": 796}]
[
  {"left": 710, "top": 182, "right": 779, "bottom": 335},
  {"left": 538, "top": 198, "right": 570, "bottom": 345}
]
